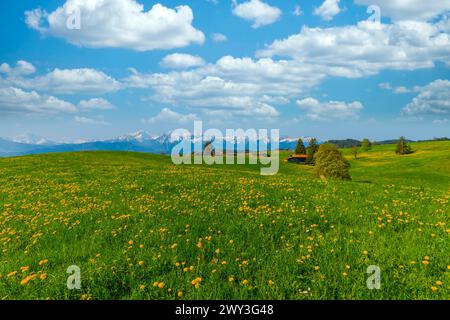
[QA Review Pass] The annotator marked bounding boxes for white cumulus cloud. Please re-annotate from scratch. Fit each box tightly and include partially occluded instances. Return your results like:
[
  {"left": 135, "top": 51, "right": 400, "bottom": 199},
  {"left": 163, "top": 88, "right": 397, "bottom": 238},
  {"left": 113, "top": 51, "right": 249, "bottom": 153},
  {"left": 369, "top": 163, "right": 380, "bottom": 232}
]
[
  {"left": 144, "top": 108, "right": 198, "bottom": 124},
  {"left": 402, "top": 79, "right": 450, "bottom": 115},
  {"left": 297, "top": 97, "right": 363, "bottom": 121},
  {"left": 0, "top": 87, "right": 77, "bottom": 115},
  {"left": 314, "top": 0, "right": 341, "bottom": 21},
  {"left": 25, "top": 0, "right": 205, "bottom": 51},
  {"left": 354, "top": 0, "right": 450, "bottom": 21},
  {"left": 232, "top": 0, "right": 282, "bottom": 28},
  {"left": 0, "top": 60, "right": 36, "bottom": 76},
  {"left": 160, "top": 53, "right": 205, "bottom": 69},
  {"left": 257, "top": 19, "right": 450, "bottom": 77},
  {"left": 6, "top": 68, "right": 121, "bottom": 94}
]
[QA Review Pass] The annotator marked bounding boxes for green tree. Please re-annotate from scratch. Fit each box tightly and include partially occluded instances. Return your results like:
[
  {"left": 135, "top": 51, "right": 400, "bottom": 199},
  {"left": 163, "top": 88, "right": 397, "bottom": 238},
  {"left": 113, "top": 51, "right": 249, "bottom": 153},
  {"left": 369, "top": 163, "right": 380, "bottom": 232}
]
[
  {"left": 295, "top": 138, "right": 306, "bottom": 154},
  {"left": 395, "top": 136, "right": 413, "bottom": 155},
  {"left": 351, "top": 146, "right": 359, "bottom": 159},
  {"left": 314, "top": 143, "right": 351, "bottom": 180},
  {"left": 305, "top": 138, "right": 319, "bottom": 164},
  {"left": 362, "top": 138, "right": 372, "bottom": 151}
]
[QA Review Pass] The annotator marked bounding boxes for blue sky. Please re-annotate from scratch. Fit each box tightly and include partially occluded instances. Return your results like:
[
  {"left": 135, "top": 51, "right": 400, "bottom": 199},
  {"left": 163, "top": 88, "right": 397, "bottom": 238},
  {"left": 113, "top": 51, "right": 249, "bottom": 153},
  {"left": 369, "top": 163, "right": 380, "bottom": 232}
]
[{"left": 0, "top": 0, "right": 449, "bottom": 142}]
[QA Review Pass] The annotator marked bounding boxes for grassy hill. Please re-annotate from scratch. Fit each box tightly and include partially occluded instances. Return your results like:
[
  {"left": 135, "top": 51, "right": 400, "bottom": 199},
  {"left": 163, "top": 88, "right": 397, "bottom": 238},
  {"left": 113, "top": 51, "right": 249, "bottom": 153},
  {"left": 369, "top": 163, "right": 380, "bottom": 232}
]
[{"left": 0, "top": 141, "right": 448, "bottom": 299}]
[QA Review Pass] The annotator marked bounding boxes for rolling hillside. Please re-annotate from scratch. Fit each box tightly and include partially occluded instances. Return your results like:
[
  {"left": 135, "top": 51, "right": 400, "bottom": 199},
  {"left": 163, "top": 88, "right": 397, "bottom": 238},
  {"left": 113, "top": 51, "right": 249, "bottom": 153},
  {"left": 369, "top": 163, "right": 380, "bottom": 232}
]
[{"left": 0, "top": 141, "right": 448, "bottom": 299}]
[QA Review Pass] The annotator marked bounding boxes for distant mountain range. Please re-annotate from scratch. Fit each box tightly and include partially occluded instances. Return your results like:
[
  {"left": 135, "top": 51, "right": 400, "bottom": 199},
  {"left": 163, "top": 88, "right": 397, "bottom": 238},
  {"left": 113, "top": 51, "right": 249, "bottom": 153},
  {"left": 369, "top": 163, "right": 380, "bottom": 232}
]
[
  {"left": 0, "top": 131, "right": 316, "bottom": 157},
  {"left": 2, "top": 132, "right": 443, "bottom": 158}
]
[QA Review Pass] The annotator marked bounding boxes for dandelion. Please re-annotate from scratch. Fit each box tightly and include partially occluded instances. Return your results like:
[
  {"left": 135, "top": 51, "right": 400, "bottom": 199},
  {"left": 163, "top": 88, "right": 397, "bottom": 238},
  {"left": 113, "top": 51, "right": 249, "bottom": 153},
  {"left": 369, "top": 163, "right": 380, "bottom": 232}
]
[
  {"left": 435, "top": 281, "right": 443, "bottom": 286},
  {"left": 158, "top": 282, "right": 165, "bottom": 289},
  {"left": 362, "top": 250, "right": 369, "bottom": 255},
  {"left": 431, "top": 286, "right": 438, "bottom": 292},
  {"left": 177, "top": 291, "right": 183, "bottom": 298},
  {"left": 139, "top": 284, "right": 146, "bottom": 290},
  {"left": 39, "top": 273, "right": 47, "bottom": 280},
  {"left": 38, "top": 259, "right": 48, "bottom": 266},
  {"left": 228, "top": 276, "right": 235, "bottom": 283},
  {"left": 242, "top": 279, "right": 249, "bottom": 286},
  {"left": 20, "top": 274, "right": 36, "bottom": 285},
  {"left": 422, "top": 260, "right": 429, "bottom": 265},
  {"left": 128, "top": 240, "right": 133, "bottom": 245},
  {"left": 268, "top": 280, "right": 274, "bottom": 286},
  {"left": 314, "top": 266, "right": 320, "bottom": 271},
  {"left": 21, "top": 266, "right": 30, "bottom": 272},
  {"left": 342, "top": 272, "right": 348, "bottom": 277},
  {"left": 138, "top": 261, "right": 144, "bottom": 266},
  {"left": 7, "top": 271, "right": 17, "bottom": 277}
]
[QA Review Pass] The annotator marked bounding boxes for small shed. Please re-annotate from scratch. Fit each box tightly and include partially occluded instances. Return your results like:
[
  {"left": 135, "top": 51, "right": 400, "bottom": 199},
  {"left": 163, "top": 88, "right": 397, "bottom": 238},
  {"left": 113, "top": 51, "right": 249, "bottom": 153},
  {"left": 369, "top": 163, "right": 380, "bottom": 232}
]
[{"left": 285, "top": 154, "right": 308, "bottom": 164}]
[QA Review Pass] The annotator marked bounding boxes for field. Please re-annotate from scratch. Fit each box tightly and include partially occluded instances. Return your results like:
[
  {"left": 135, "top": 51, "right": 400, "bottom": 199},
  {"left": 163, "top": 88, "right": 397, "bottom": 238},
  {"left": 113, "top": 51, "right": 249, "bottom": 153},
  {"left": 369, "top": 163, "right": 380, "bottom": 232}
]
[{"left": 0, "top": 141, "right": 449, "bottom": 300}]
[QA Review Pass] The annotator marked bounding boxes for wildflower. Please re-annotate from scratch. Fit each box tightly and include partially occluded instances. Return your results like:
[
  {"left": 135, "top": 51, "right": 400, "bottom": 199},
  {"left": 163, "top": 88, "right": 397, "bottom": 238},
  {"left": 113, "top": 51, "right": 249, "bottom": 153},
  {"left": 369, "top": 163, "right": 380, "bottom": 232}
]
[
  {"left": 342, "top": 272, "right": 348, "bottom": 277},
  {"left": 228, "top": 276, "right": 235, "bottom": 283},
  {"left": 128, "top": 240, "right": 133, "bottom": 245},
  {"left": 21, "top": 266, "right": 30, "bottom": 272},
  {"left": 431, "top": 286, "right": 438, "bottom": 292},
  {"left": 158, "top": 282, "right": 165, "bottom": 289},
  {"left": 177, "top": 291, "right": 183, "bottom": 298},
  {"left": 268, "top": 280, "right": 274, "bottom": 286},
  {"left": 422, "top": 260, "right": 429, "bottom": 265},
  {"left": 39, "top": 273, "right": 47, "bottom": 280},
  {"left": 435, "top": 281, "right": 443, "bottom": 286},
  {"left": 314, "top": 266, "right": 320, "bottom": 271},
  {"left": 7, "top": 271, "right": 17, "bottom": 277},
  {"left": 345, "top": 265, "right": 351, "bottom": 269},
  {"left": 20, "top": 274, "right": 36, "bottom": 285},
  {"left": 38, "top": 259, "right": 48, "bottom": 266},
  {"left": 362, "top": 250, "right": 369, "bottom": 255},
  {"left": 138, "top": 261, "right": 144, "bottom": 266},
  {"left": 139, "top": 244, "right": 144, "bottom": 249},
  {"left": 242, "top": 279, "right": 249, "bottom": 286},
  {"left": 139, "top": 285, "right": 146, "bottom": 290}
]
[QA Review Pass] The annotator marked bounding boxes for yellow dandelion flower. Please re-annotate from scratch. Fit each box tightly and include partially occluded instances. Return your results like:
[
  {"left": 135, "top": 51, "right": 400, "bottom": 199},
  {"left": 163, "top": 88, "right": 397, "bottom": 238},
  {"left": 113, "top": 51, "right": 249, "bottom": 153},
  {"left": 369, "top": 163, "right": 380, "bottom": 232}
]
[
  {"left": 177, "top": 291, "right": 183, "bottom": 298},
  {"left": 268, "top": 280, "right": 274, "bottom": 286},
  {"left": 431, "top": 286, "right": 438, "bottom": 292},
  {"left": 128, "top": 240, "right": 133, "bottom": 245},
  {"left": 138, "top": 261, "right": 144, "bottom": 266},
  {"left": 38, "top": 259, "right": 49, "bottom": 266},
  {"left": 422, "top": 260, "right": 429, "bottom": 265},
  {"left": 39, "top": 273, "right": 47, "bottom": 280},
  {"left": 314, "top": 266, "right": 320, "bottom": 271},
  {"left": 242, "top": 279, "right": 249, "bottom": 285},
  {"left": 7, "top": 271, "right": 17, "bottom": 277},
  {"left": 435, "top": 281, "right": 443, "bottom": 286},
  {"left": 158, "top": 282, "right": 165, "bottom": 289},
  {"left": 139, "top": 284, "right": 146, "bottom": 290},
  {"left": 20, "top": 274, "right": 36, "bottom": 285},
  {"left": 362, "top": 250, "right": 369, "bottom": 255}
]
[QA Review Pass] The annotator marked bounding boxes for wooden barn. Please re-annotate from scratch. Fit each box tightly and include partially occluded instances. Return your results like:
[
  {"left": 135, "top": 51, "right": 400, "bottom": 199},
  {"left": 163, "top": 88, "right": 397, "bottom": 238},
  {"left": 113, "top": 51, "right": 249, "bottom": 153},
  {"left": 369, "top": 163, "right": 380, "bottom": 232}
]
[{"left": 285, "top": 154, "right": 308, "bottom": 164}]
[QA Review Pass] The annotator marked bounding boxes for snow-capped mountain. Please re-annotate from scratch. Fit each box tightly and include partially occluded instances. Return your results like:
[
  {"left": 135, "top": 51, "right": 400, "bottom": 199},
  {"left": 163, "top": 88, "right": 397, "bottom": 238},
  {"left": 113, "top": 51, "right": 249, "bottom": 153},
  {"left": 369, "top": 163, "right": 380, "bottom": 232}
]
[{"left": 12, "top": 133, "right": 57, "bottom": 146}]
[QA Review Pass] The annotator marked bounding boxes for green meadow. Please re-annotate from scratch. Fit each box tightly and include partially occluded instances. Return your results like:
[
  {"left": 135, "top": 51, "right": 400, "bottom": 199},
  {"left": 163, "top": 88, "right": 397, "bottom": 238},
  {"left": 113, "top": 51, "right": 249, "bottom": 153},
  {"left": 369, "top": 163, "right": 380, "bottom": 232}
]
[{"left": 0, "top": 141, "right": 448, "bottom": 300}]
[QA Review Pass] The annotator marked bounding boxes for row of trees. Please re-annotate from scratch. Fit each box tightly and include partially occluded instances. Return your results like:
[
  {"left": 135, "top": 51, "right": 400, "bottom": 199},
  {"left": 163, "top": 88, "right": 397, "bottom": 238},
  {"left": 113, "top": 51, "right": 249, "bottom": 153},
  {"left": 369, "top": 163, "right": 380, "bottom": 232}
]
[{"left": 295, "top": 138, "right": 319, "bottom": 164}]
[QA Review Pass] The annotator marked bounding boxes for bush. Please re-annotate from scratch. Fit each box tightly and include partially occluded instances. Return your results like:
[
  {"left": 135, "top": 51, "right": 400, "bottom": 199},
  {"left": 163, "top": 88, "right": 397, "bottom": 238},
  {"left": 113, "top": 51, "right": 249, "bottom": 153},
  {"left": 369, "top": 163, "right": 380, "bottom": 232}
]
[
  {"left": 314, "top": 143, "right": 351, "bottom": 180},
  {"left": 395, "top": 136, "right": 413, "bottom": 155}
]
